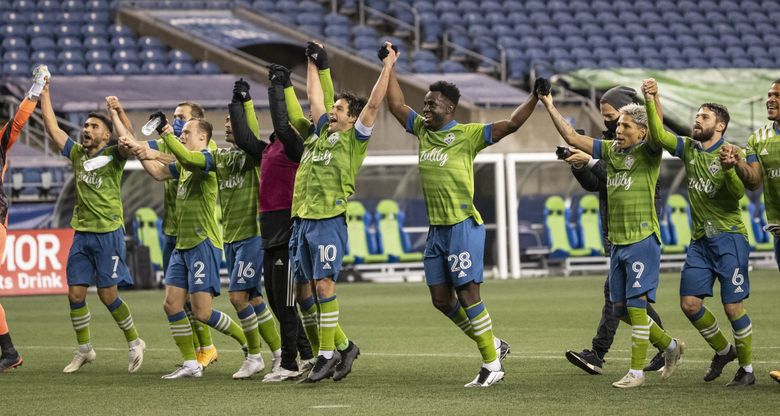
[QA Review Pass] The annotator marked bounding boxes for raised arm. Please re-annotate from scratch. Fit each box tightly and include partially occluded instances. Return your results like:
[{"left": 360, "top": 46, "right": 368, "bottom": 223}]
[
  {"left": 1, "top": 96, "right": 37, "bottom": 153},
  {"left": 642, "top": 79, "right": 676, "bottom": 154},
  {"left": 491, "top": 93, "right": 539, "bottom": 142},
  {"left": 307, "top": 58, "right": 326, "bottom": 125},
  {"left": 159, "top": 126, "right": 207, "bottom": 170},
  {"left": 229, "top": 100, "right": 265, "bottom": 160},
  {"left": 106, "top": 108, "right": 131, "bottom": 159},
  {"left": 106, "top": 96, "right": 135, "bottom": 136},
  {"left": 386, "top": 60, "right": 412, "bottom": 125},
  {"left": 39, "top": 78, "right": 70, "bottom": 153},
  {"left": 358, "top": 42, "right": 399, "bottom": 128},
  {"left": 268, "top": 78, "right": 303, "bottom": 162},
  {"left": 118, "top": 135, "right": 172, "bottom": 181},
  {"left": 721, "top": 143, "right": 762, "bottom": 190},
  {"left": 537, "top": 93, "right": 594, "bottom": 155}
]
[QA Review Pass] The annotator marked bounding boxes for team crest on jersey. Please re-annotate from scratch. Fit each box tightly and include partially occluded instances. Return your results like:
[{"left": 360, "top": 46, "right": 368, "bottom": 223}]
[
  {"left": 761, "top": 148, "right": 769, "bottom": 156},
  {"left": 624, "top": 155, "right": 634, "bottom": 169},
  {"left": 708, "top": 160, "right": 721, "bottom": 175},
  {"left": 327, "top": 132, "right": 339, "bottom": 146},
  {"left": 443, "top": 133, "right": 455, "bottom": 145}
]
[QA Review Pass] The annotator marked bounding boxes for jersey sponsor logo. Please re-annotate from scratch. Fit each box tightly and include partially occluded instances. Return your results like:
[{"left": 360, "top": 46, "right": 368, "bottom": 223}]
[
  {"left": 419, "top": 147, "right": 449, "bottom": 166},
  {"left": 218, "top": 174, "right": 245, "bottom": 190},
  {"left": 77, "top": 170, "right": 104, "bottom": 189},
  {"left": 327, "top": 132, "right": 339, "bottom": 146},
  {"left": 312, "top": 150, "right": 333, "bottom": 165},
  {"left": 688, "top": 177, "right": 716, "bottom": 197},
  {"left": 607, "top": 171, "right": 633, "bottom": 190},
  {"left": 443, "top": 133, "right": 455, "bottom": 145},
  {"left": 708, "top": 160, "right": 721, "bottom": 175},
  {"left": 766, "top": 168, "right": 780, "bottom": 179}
]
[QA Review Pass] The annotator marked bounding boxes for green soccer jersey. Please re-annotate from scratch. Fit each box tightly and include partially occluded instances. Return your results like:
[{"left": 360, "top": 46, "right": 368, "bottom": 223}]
[
  {"left": 294, "top": 115, "right": 369, "bottom": 220},
  {"left": 64, "top": 138, "right": 126, "bottom": 233},
  {"left": 214, "top": 147, "right": 260, "bottom": 243},
  {"left": 594, "top": 139, "right": 662, "bottom": 245},
  {"left": 290, "top": 132, "right": 318, "bottom": 219},
  {"left": 172, "top": 151, "right": 222, "bottom": 250},
  {"left": 407, "top": 112, "right": 491, "bottom": 225},
  {"left": 746, "top": 122, "right": 780, "bottom": 222},
  {"left": 153, "top": 139, "right": 178, "bottom": 236}
]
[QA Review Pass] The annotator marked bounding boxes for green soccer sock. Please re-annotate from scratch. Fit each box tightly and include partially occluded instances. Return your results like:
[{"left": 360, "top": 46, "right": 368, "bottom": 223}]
[
  {"left": 445, "top": 302, "right": 478, "bottom": 342},
  {"left": 237, "top": 306, "right": 261, "bottom": 355},
  {"left": 648, "top": 317, "right": 672, "bottom": 350},
  {"left": 184, "top": 302, "right": 202, "bottom": 350},
  {"left": 253, "top": 301, "right": 282, "bottom": 352},
  {"left": 465, "top": 301, "right": 498, "bottom": 364},
  {"left": 299, "top": 297, "right": 320, "bottom": 355},
  {"left": 69, "top": 301, "right": 91, "bottom": 347},
  {"left": 318, "top": 296, "right": 340, "bottom": 353},
  {"left": 627, "top": 307, "right": 650, "bottom": 371},
  {"left": 168, "top": 311, "right": 196, "bottom": 361},
  {"left": 688, "top": 306, "right": 729, "bottom": 353},
  {"left": 205, "top": 310, "right": 247, "bottom": 347},
  {"left": 730, "top": 310, "right": 753, "bottom": 368},
  {"left": 106, "top": 298, "right": 139, "bottom": 343},
  {"left": 335, "top": 324, "right": 349, "bottom": 351}
]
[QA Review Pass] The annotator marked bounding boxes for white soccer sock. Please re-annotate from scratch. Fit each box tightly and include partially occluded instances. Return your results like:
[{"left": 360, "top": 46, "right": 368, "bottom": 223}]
[
  {"left": 743, "top": 364, "right": 753, "bottom": 373},
  {"left": 483, "top": 359, "right": 501, "bottom": 372},
  {"left": 78, "top": 343, "right": 93, "bottom": 353},
  {"left": 629, "top": 369, "right": 644, "bottom": 378},
  {"left": 320, "top": 350, "right": 334, "bottom": 359},
  {"left": 665, "top": 339, "right": 677, "bottom": 353},
  {"left": 183, "top": 359, "right": 199, "bottom": 369},
  {"left": 493, "top": 337, "right": 500, "bottom": 349},
  {"left": 273, "top": 348, "right": 282, "bottom": 358}
]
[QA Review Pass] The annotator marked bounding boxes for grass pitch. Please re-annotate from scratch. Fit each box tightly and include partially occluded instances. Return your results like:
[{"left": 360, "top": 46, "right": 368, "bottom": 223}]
[{"left": 2, "top": 271, "right": 780, "bottom": 415}]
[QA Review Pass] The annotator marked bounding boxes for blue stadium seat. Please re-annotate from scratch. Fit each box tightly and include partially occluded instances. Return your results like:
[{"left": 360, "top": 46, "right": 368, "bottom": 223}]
[
  {"left": 563, "top": 35, "right": 588, "bottom": 49},
  {"left": 195, "top": 61, "right": 221, "bottom": 74},
  {"left": 111, "top": 36, "right": 138, "bottom": 50},
  {"left": 168, "top": 49, "right": 194, "bottom": 62},
  {"left": 1, "top": 11, "right": 28, "bottom": 23},
  {"left": 619, "top": 58, "right": 643, "bottom": 68},
  {"left": 752, "top": 56, "right": 775, "bottom": 68},
  {"left": 659, "top": 46, "right": 683, "bottom": 60},
  {"left": 30, "top": 50, "right": 57, "bottom": 63},
  {"left": 30, "top": 37, "right": 56, "bottom": 51},
  {"left": 29, "top": 11, "right": 55, "bottom": 23},
  {"left": 615, "top": 47, "right": 636, "bottom": 59},
  {"left": 27, "top": 24, "right": 54, "bottom": 37},
  {"left": 741, "top": 33, "right": 764, "bottom": 46},
  {"left": 139, "top": 49, "right": 167, "bottom": 62},
  {"left": 108, "top": 24, "right": 135, "bottom": 37},
  {"left": 60, "top": 11, "right": 85, "bottom": 24},
  {"left": 2, "top": 51, "right": 28, "bottom": 63},
  {"left": 36, "top": 0, "right": 60, "bottom": 10},
  {"left": 638, "top": 11, "right": 662, "bottom": 23},
  {"left": 592, "top": 48, "right": 613, "bottom": 60},
  {"left": 2, "top": 37, "right": 28, "bottom": 51},
  {"left": 353, "top": 36, "right": 378, "bottom": 50},
  {"left": 59, "top": 62, "right": 87, "bottom": 75},
  {"left": 725, "top": 46, "right": 749, "bottom": 58},
  {"left": 412, "top": 50, "right": 438, "bottom": 63},
  {"left": 12, "top": 0, "right": 36, "bottom": 11},
  {"left": 81, "top": 24, "right": 108, "bottom": 37},
  {"left": 112, "top": 49, "right": 139, "bottom": 63},
  {"left": 653, "top": 34, "right": 676, "bottom": 47},
  {"left": 413, "top": 60, "right": 439, "bottom": 73},
  {"left": 86, "top": 0, "right": 111, "bottom": 11},
  {"left": 85, "top": 49, "right": 112, "bottom": 62},
  {"left": 62, "top": 0, "right": 87, "bottom": 11},
  {"left": 547, "top": 48, "right": 568, "bottom": 60},
  {"left": 675, "top": 34, "right": 698, "bottom": 47},
  {"left": 137, "top": 36, "right": 167, "bottom": 51},
  {"left": 747, "top": 45, "right": 770, "bottom": 58},
  {"left": 115, "top": 62, "right": 142, "bottom": 75},
  {"left": 84, "top": 11, "right": 111, "bottom": 24},
  {"left": 632, "top": 34, "right": 654, "bottom": 47},
  {"left": 586, "top": 34, "right": 609, "bottom": 48},
  {"left": 57, "top": 50, "right": 85, "bottom": 63},
  {"left": 2, "top": 62, "right": 30, "bottom": 76},
  {"left": 553, "top": 58, "right": 577, "bottom": 73},
  {"left": 141, "top": 62, "right": 169, "bottom": 75},
  {"left": 324, "top": 13, "right": 350, "bottom": 26},
  {"left": 57, "top": 36, "right": 83, "bottom": 50},
  {"left": 440, "top": 60, "right": 466, "bottom": 73},
  {"left": 681, "top": 46, "right": 705, "bottom": 59},
  {"left": 703, "top": 46, "right": 726, "bottom": 59},
  {"left": 87, "top": 62, "right": 114, "bottom": 75},
  {"left": 83, "top": 36, "right": 111, "bottom": 50},
  {"left": 637, "top": 47, "right": 661, "bottom": 59},
  {"left": 53, "top": 24, "right": 82, "bottom": 38},
  {"left": 575, "top": 58, "right": 600, "bottom": 69}
]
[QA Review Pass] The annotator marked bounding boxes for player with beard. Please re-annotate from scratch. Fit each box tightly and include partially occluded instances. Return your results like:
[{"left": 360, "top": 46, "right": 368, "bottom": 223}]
[{"left": 643, "top": 79, "right": 753, "bottom": 387}]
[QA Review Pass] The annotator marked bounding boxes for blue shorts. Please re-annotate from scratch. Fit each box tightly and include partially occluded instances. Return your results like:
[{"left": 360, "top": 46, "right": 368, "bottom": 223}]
[
  {"left": 225, "top": 235, "right": 263, "bottom": 297},
  {"left": 609, "top": 234, "right": 660, "bottom": 303},
  {"left": 680, "top": 233, "right": 750, "bottom": 304},
  {"left": 296, "top": 216, "right": 347, "bottom": 282},
  {"left": 162, "top": 233, "right": 176, "bottom": 273},
  {"left": 165, "top": 239, "right": 222, "bottom": 295},
  {"left": 423, "top": 217, "right": 485, "bottom": 287},
  {"left": 289, "top": 219, "right": 307, "bottom": 285},
  {"left": 66, "top": 229, "right": 133, "bottom": 289}
]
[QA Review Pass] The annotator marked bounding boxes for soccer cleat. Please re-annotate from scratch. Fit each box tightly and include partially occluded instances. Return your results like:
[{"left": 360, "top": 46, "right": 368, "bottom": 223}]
[
  {"left": 464, "top": 365, "right": 505, "bottom": 387},
  {"left": 643, "top": 350, "right": 665, "bottom": 373},
  {"left": 726, "top": 367, "right": 756, "bottom": 387},
  {"left": 333, "top": 341, "right": 360, "bottom": 381},
  {"left": 661, "top": 339, "right": 685, "bottom": 380},
  {"left": 128, "top": 339, "right": 146, "bottom": 373},
  {"left": 63, "top": 348, "right": 97, "bottom": 373},
  {"left": 770, "top": 370, "right": 780, "bottom": 384},
  {"left": 565, "top": 349, "right": 604, "bottom": 375},
  {"left": 196, "top": 346, "right": 218, "bottom": 368},
  {"left": 161, "top": 363, "right": 203, "bottom": 379},
  {"left": 262, "top": 367, "right": 301, "bottom": 382},
  {"left": 0, "top": 355, "right": 23, "bottom": 373},
  {"left": 270, "top": 354, "right": 282, "bottom": 373},
  {"left": 612, "top": 371, "right": 645, "bottom": 389},
  {"left": 704, "top": 345, "right": 737, "bottom": 382},
  {"left": 497, "top": 339, "right": 511, "bottom": 361},
  {"left": 304, "top": 352, "right": 341, "bottom": 383},
  {"left": 232, "top": 355, "right": 265, "bottom": 379}
]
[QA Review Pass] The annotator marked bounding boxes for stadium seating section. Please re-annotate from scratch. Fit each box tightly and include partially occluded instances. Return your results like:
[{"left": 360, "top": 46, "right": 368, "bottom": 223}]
[{"left": 0, "top": 0, "right": 222, "bottom": 77}]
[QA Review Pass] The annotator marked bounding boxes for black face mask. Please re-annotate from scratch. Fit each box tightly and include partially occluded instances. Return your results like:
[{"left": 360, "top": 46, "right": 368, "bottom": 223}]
[{"left": 604, "top": 118, "right": 618, "bottom": 138}]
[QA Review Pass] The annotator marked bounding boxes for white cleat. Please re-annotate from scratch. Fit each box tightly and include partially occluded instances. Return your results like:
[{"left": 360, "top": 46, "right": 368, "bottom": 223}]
[
  {"left": 262, "top": 367, "right": 301, "bottom": 382},
  {"left": 63, "top": 348, "right": 97, "bottom": 373},
  {"left": 612, "top": 371, "right": 645, "bottom": 388},
  {"left": 232, "top": 355, "right": 265, "bottom": 379},
  {"left": 662, "top": 339, "right": 685, "bottom": 380},
  {"left": 270, "top": 354, "right": 282, "bottom": 373},
  {"left": 128, "top": 339, "right": 146, "bottom": 373},
  {"left": 464, "top": 366, "right": 505, "bottom": 387},
  {"left": 161, "top": 363, "right": 203, "bottom": 379}
]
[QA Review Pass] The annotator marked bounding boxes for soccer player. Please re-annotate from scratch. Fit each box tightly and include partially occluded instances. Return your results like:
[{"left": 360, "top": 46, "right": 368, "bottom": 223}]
[
  {"left": 538, "top": 87, "right": 683, "bottom": 389},
  {"left": 719, "top": 80, "right": 780, "bottom": 383},
  {"left": 39, "top": 78, "right": 145, "bottom": 374},
  {"left": 562, "top": 86, "right": 667, "bottom": 375},
  {"left": 107, "top": 98, "right": 218, "bottom": 367},
  {"left": 230, "top": 73, "right": 314, "bottom": 381},
  {"left": 0, "top": 74, "right": 42, "bottom": 373},
  {"left": 385, "top": 53, "right": 527, "bottom": 389},
  {"left": 119, "top": 120, "right": 248, "bottom": 379},
  {"left": 292, "top": 41, "right": 396, "bottom": 383}
]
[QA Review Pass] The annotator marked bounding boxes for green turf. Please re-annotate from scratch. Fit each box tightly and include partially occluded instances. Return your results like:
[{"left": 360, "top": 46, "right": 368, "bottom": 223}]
[{"left": 2, "top": 271, "right": 780, "bottom": 415}]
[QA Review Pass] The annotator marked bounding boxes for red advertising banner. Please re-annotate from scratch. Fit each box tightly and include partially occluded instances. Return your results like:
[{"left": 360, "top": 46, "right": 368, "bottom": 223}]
[{"left": 0, "top": 229, "right": 74, "bottom": 296}]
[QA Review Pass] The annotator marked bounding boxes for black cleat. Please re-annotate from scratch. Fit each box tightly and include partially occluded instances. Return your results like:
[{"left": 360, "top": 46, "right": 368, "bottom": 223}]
[
  {"left": 643, "top": 350, "right": 665, "bottom": 372},
  {"left": 565, "top": 349, "right": 603, "bottom": 375},
  {"left": 726, "top": 367, "right": 756, "bottom": 387},
  {"left": 304, "top": 351, "right": 341, "bottom": 383},
  {"left": 704, "top": 345, "right": 737, "bottom": 382},
  {"left": 333, "top": 341, "right": 360, "bottom": 381},
  {"left": 497, "top": 339, "right": 511, "bottom": 361},
  {"left": 0, "top": 354, "right": 23, "bottom": 373}
]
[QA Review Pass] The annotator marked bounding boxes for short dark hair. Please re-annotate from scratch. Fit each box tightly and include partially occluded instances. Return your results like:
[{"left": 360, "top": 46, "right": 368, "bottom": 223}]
[
  {"left": 773, "top": 78, "right": 780, "bottom": 84},
  {"left": 177, "top": 101, "right": 205, "bottom": 119},
  {"left": 86, "top": 111, "right": 113, "bottom": 133},
  {"left": 429, "top": 81, "right": 460, "bottom": 107},
  {"left": 699, "top": 102, "right": 730, "bottom": 133},
  {"left": 335, "top": 92, "right": 367, "bottom": 119},
  {"left": 188, "top": 119, "right": 212, "bottom": 140}
]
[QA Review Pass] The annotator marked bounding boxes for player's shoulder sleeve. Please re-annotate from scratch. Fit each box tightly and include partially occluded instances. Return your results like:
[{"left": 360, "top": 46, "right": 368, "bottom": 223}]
[
  {"left": 745, "top": 129, "right": 759, "bottom": 164},
  {"left": 670, "top": 136, "right": 688, "bottom": 160},
  {"left": 593, "top": 138, "right": 608, "bottom": 160},
  {"left": 169, "top": 162, "right": 180, "bottom": 179},
  {"left": 354, "top": 118, "right": 372, "bottom": 141},
  {"left": 62, "top": 137, "right": 80, "bottom": 160},
  {"left": 202, "top": 149, "right": 216, "bottom": 174},
  {"left": 462, "top": 122, "right": 492, "bottom": 153},
  {"left": 405, "top": 110, "right": 425, "bottom": 137},
  {"left": 316, "top": 113, "right": 329, "bottom": 136},
  {"left": 106, "top": 144, "right": 127, "bottom": 166}
]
